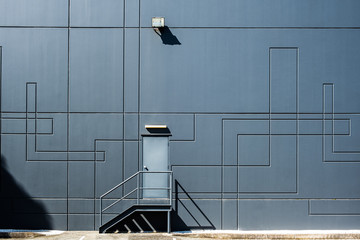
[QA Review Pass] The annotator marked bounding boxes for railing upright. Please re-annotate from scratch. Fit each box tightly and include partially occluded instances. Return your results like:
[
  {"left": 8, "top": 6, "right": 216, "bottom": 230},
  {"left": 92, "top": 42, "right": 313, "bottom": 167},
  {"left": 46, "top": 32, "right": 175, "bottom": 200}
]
[
  {"left": 169, "top": 172, "right": 173, "bottom": 205},
  {"left": 100, "top": 196, "right": 103, "bottom": 226},
  {"left": 137, "top": 173, "right": 140, "bottom": 205}
]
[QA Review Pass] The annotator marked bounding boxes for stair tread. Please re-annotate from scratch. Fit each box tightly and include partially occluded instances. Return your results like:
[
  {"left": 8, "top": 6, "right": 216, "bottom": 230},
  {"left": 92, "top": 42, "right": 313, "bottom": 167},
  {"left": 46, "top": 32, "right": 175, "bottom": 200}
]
[{"left": 99, "top": 204, "right": 171, "bottom": 233}]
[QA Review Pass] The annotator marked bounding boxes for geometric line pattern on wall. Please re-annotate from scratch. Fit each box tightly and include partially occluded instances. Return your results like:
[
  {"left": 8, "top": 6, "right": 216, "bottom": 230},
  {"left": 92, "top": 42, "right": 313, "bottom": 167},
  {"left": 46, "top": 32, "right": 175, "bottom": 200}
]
[
  {"left": 322, "top": 83, "right": 360, "bottom": 162},
  {"left": 3, "top": 19, "right": 360, "bottom": 231},
  {"left": 309, "top": 199, "right": 360, "bottom": 216},
  {"left": 223, "top": 117, "right": 350, "bottom": 166},
  {"left": 2, "top": 118, "right": 53, "bottom": 134},
  {"left": 222, "top": 47, "right": 300, "bottom": 194},
  {"left": 223, "top": 118, "right": 298, "bottom": 194},
  {"left": 222, "top": 47, "right": 360, "bottom": 196},
  {"left": 25, "top": 82, "right": 109, "bottom": 162}
]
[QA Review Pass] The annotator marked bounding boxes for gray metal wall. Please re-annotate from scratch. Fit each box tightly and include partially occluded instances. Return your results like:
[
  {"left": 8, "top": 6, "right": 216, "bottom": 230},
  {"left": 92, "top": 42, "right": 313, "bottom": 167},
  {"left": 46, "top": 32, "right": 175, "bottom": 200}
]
[{"left": 1, "top": 0, "right": 360, "bottom": 230}]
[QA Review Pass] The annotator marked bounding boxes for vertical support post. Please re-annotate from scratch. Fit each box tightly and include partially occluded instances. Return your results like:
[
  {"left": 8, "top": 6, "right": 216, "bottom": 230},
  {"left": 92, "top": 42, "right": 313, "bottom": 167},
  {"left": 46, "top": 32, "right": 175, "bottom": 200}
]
[
  {"left": 169, "top": 172, "right": 172, "bottom": 205},
  {"left": 167, "top": 210, "right": 171, "bottom": 233},
  {"left": 100, "top": 197, "right": 102, "bottom": 226},
  {"left": 168, "top": 171, "right": 172, "bottom": 233},
  {"left": 137, "top": 172, "right": 140, "bottom": 205}
]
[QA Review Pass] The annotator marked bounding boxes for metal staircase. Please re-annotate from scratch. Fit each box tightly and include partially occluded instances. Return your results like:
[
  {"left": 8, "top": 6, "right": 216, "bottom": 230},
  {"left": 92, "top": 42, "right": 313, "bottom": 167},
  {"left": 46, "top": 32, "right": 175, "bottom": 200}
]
[{"left": 99, "top": 171, "right": 172, "bottom": 233}]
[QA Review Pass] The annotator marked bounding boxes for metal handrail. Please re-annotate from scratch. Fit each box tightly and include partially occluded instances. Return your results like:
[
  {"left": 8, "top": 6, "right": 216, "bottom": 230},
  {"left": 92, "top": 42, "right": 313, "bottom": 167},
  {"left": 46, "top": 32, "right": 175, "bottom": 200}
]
[
  {"left": 102, "top": 188, "right": 137, "bottom": 213},
  {"left": 100, "top": 171, "right": 140, "bottom": 199},
  {"left": 100, "top": 171, "right": 173, "bottom": 226}
]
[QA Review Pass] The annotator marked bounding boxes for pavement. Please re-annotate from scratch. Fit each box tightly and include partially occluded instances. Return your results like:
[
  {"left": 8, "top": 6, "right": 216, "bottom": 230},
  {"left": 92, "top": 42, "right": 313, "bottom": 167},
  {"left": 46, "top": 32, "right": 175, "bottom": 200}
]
[{"left": 2, "top": 230, "right": 360, "bottom": 239}]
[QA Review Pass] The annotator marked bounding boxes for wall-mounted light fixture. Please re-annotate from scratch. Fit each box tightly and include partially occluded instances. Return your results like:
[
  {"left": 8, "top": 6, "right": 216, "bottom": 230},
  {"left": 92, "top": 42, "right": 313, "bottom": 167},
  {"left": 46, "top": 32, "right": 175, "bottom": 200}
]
[
  {"left": 145, "top": 124, "right": 167, "bottom": 129},
  {"left": 152, "top": 17, "right": 165, "bottom": 36}
]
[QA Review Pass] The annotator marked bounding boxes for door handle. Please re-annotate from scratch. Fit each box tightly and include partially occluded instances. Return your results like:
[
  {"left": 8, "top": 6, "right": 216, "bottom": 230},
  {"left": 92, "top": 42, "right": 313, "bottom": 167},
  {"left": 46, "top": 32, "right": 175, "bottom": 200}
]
[{"left": 143, "top": 166, "right": 149, "bottom": 171}]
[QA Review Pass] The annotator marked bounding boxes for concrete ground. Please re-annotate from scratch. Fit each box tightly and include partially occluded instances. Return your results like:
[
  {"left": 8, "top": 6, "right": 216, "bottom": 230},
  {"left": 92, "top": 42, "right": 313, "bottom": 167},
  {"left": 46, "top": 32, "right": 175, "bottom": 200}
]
[{"left": 2, "top": 230, "right": 360, "bottom": 240}]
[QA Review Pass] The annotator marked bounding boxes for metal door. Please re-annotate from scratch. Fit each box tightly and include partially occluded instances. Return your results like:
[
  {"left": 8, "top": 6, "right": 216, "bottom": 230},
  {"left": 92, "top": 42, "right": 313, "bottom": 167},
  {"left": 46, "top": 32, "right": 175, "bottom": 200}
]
[{"left": 142, "top": 136, "right": 169, "bottom": 198}]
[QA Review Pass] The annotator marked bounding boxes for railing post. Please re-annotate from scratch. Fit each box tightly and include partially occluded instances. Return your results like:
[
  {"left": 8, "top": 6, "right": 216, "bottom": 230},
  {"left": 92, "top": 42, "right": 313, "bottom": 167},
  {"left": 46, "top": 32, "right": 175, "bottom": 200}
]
[
  {"left": 168, "top": 171, "right": 173, "bottom": 233},
  {"left": 167, "top": 210, "right": 171, "bottom": 233},
  {"left": 169, "top": 172, "right": 172, "bottom": 206},
  {"left": 137, "top": 172, "right": 140, "bottom": 205},
  {"left": 100, "top": 197, "right": 102, "bottom": 226}
]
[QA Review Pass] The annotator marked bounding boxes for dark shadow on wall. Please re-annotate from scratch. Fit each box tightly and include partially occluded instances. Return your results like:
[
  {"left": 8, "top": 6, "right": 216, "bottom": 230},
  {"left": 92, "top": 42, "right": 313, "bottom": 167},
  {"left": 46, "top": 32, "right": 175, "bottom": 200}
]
[
  {"left": 171, "top": 180, "right": 215, "bottom": 231},
  {"left": 157, "top": 26, "right": 182, "bottom": 45},
  {"left": 0, "top": 155, "right": 52, "bottom": 230}
]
